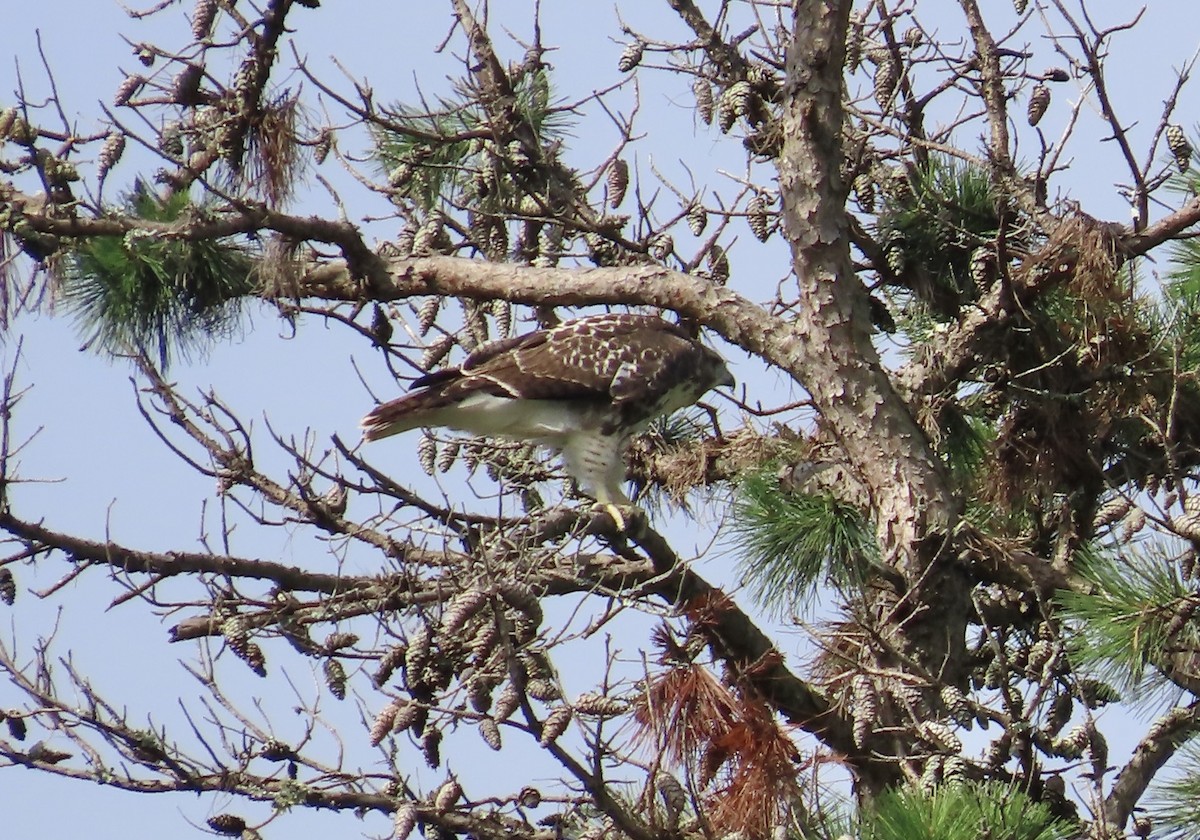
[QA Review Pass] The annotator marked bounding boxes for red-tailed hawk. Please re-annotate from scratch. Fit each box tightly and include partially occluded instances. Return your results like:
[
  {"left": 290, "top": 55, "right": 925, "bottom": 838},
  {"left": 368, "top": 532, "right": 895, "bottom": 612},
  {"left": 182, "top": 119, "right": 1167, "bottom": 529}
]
[{"left": 361, "top": 313, "right": 733, "bottom": 526}]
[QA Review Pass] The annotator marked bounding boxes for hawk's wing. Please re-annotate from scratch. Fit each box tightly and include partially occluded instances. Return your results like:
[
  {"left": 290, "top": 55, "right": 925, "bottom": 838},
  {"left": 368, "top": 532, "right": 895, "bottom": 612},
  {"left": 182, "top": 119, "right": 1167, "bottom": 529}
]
[{"left": 360, "top": 313, "right": 724, "bottom": 441}]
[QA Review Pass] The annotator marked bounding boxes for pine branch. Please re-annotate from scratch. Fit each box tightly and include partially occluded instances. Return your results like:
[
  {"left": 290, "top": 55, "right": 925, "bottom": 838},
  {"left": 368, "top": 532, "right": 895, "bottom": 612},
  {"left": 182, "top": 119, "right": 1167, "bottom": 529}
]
[
  {"left": 1104, "top": 702, "right": 1200, "bottom": 830},
  {"left": 666, "top": 0, "right": 750, "bottom": 80},
  {"left": 0, "top": 508, "right": 388, "bottom": 597},
  {"left": 958, "top": 0, "right": 1013, "bottom": 172}
]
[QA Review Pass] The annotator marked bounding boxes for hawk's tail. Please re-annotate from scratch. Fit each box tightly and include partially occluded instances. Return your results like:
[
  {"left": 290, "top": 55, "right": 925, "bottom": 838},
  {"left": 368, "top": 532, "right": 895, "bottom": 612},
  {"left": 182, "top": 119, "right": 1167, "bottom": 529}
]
[{"left": 360, "top": 390, "right": 448, "bottom": 440}]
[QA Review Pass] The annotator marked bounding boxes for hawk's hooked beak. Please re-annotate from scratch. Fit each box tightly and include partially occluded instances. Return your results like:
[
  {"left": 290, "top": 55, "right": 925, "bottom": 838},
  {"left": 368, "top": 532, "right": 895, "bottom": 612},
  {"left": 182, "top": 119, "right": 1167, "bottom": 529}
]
[{"left": 716, "top": 363, "right": 735, "bottom": 391}]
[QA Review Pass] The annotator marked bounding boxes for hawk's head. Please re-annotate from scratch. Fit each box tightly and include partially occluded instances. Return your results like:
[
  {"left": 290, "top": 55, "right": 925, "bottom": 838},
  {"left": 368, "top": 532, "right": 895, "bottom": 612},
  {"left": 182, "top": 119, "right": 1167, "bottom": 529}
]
[
  {"left": 701, "top": 344, "right": 735, "bottom": 392},
  {"left": 638, "top": 339, "right": 733, "bottom": 425}
]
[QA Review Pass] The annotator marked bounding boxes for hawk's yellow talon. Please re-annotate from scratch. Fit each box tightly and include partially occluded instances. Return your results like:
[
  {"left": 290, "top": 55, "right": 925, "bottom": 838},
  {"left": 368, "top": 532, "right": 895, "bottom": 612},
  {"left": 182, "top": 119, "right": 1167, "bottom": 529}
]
[{"left": 601, "top": 502, "right": 627, "bottom": 532}]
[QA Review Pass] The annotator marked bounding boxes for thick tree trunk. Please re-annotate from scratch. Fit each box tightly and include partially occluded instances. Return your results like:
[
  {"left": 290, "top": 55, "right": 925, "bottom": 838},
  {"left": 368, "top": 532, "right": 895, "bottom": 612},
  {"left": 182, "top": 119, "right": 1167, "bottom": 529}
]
[{"left": 777, "top": 0, "right": 970, "bottom": 789}]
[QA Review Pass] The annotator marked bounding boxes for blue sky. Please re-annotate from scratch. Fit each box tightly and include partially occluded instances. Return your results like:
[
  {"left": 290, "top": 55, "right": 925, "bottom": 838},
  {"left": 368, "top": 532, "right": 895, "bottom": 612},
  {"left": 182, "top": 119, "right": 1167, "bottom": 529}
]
[{"left": 3, "top": 2, "right": 1200, "bottom": 838}]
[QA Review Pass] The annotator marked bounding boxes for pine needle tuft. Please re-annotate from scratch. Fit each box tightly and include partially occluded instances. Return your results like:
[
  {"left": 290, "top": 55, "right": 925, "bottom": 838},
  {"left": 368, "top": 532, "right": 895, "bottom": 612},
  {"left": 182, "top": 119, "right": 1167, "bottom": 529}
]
[
  {"left": 730, "top": 470, "right": 876, "bottom": 616},
  {"left": 62, "top": 188, "right": 254, "bottom": 367}
]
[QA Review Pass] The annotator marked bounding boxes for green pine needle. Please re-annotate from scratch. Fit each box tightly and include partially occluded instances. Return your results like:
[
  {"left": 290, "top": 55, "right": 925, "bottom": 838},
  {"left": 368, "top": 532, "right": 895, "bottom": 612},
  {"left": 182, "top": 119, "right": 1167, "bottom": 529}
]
[
  {"left": 876, "top": 155, "right": 1004, "bottom": 317},
  {"left": 1148, "top": 742, "right": 1200, "bottom": 840},
  {"left": 730, "top": 470, "right": 877, "bottom": 616},
  {"left": 372, "top": 114, "right": 479, "bottom": 211},
  {"left": 373, "top": 68, "right": 569, "bottom": 212},
  {"left": 62, "top": 188, "right": 254, "bottom": 366},
  {"left": 1058, "top": 543, "right": 1194, "bottom": 699},
  {"left": 935, "top": 402, "right": 993, "bottom": 482},
  {"left": 861, "top": 782, "right": 1071, "bottom": 840},
  {"left": 644, "top": 407, "right": 708, "bottom": 446},
  {"left": 1163, "top": 237, "right": 1200, "bottom": 370}
]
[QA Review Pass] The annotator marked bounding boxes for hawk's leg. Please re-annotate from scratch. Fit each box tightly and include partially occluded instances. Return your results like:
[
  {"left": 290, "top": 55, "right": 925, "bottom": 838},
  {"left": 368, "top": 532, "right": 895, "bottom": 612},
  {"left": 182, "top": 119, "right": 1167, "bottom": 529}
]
[
  {"left": 561, "top": 432, "right": 637, "bottom": 530},
  {"left": 597, "top": 501, "right": 631, "bottom": 532},
  {"left": 590, "top": 479, "right": 639, "bottom": 532}
]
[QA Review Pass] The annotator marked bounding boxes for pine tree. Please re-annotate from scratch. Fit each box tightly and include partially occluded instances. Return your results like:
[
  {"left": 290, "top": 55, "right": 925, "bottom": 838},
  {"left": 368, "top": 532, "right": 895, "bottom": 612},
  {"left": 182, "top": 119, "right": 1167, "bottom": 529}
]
[{"left": 3, "top": 3, "right": 1200, "bottom": 839}]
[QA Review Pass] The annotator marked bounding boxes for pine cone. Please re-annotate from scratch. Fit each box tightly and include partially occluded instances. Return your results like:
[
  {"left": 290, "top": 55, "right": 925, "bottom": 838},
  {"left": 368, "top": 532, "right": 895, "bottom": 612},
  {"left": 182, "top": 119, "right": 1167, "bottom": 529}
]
[
  {"left": 7, "top": 715, "right": 27, "bottom": 741},
  {"left": 607, "top": 159, "right": 630, "bottom": 209},
  {"left": 470, "top": 620, "right": 500, "bottom": 662},
  {"left": 969, "top": 247, "right": 993, "bottom": 285},
  {"left": 707, "top": 244, "right": 730, "bottom": 284},
  {"left": 222, "top": 617, "right": 267, "bottom": 676},
  {"left": 260, "top": 739, "right": 294, "bottom": 761},
  {"left": 313, "top": 129, "right": 332, "bottom": 164},
  {"left": 159, "top": 121, "right": 184, "bottom": 158},
  {"left": 323, "top": 658, "right": 347, "bottom": 700},
  {"left": 392, "top": 700, "right": 421, "bottom": 734},
  {"left": 0, "top": 109, "right": 17, "bottom": 142},
  {"left": 422, "top": 728, "right": 442, "bottom": 768},
  {"left": 846, "top": 12, "right": 865, "bottom": 72},
  {"left": 392, "top": 803, "right": 417, "bottom": 840},
  {"left": 656, "top": 772, "right": 687, "bottom": 828},
  {"left": 420, "top": 334, "right": 455, "bottom": 371},
  {"left": 1092, "top": 496, "right": 1131, "bottom": 530},
  {"left": 324, "top": 631, "right": 358, "bottom": 652},
  {"left": 518, "top": 786, "right": 542, "bottom": 808},
  {"left": 434, "top": 778, "right": 462, "bottom": 811},
  {"left": 113, "top": 74, "right": 144, "bottom": 107},
  {"left": 747, "top": 195, "right": 771, "bottom": 241},
  {"left": 717, "top": 86, "right": 739, "bottom": 133},
  {"left": 0, "top": 568, "right": 14, "bottom": 606},
  {"left": 617, "top": 42, "right": 644, "bottom": 73},
  {"left": 207, "top": 815, "right": 247, "bottom": 836},
  {"left": 693, "top": 78, "right": 714, "bottom": 125},
  {"left": 1167, "top": 124, "right": 1193, "bottom": 172},
  {"left": 395, "top": 223, "right": 417, "bottom": 257},
  {"left": 417, "top": 432, "right": 437, "bottom": 476},
  {"left": 874, "top": 58, "right": 898, "bottom": 108},
  {"left": 468, "top": 675, "right": 496, "bottom": 713},
  {"left": 538, "top": 706, "right": 572, "bottom": 745},
  {"left": 478, "top": 718, "right": 502, "bottom": 751},
  {"left": 851, "top": 675, "right": 877, "bottom": 748},
  {"left": 97, "top": 133, "right": 126, "bottom": 181},
  {"left": 728, "top": 80, "right": 755, "bottom": 119},
  {"left": 493, "top": 684, "right": 521, "bottom": 721},
  {"left": 441, "top": 589, "right": 490, "bottom": 636},
  {"left": 940, "top": 685, "right": 974, "bottom": 728},
  {"left": 491, "top": 299, "right": 512, "bottom": 337},
  {"left": 369, "top": 701, "right": 400, "bottom": 746},
  {"left": 1121, "top": 507, "right": 1147, "bottom": 540},
  {"left": 405, "top": 625, "right": 433, "bottom": 678},
  {"left": 1027, "top": 84, "right": 1050, "bottom": 126},
  {"left": 191, "top": 0, "right": 218, "bottom": 40},
  {"left": 526, "top": 678, "right": 561, "bottom": 702},
  {"left": 854, "top": 173, "right": 876, "bottom": 212},
  {"left": 573, "top": 692, "right": 628, "bottom": 717},
  {"left": 0, "top": 109, "right": 34, "bottom": 144},
  {"left": 647, "top": 232, "right": 673, "bottom": 261}
]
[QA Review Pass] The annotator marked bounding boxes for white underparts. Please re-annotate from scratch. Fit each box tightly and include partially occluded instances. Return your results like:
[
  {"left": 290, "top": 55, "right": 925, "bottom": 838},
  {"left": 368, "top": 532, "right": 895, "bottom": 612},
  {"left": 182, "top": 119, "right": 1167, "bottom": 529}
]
[
  {"left": 421, "top": 393, "right": 595, "bottom": 438},
  {"left": 409, "top": 393, "right": 630, "bottom": 504}
]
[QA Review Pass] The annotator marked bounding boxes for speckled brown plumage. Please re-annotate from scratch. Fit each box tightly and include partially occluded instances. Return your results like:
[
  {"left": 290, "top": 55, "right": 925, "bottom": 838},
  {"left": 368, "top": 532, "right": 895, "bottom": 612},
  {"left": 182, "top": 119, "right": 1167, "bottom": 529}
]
[{"left": 361, "top": 313, "right": 733, "bottom": 517}]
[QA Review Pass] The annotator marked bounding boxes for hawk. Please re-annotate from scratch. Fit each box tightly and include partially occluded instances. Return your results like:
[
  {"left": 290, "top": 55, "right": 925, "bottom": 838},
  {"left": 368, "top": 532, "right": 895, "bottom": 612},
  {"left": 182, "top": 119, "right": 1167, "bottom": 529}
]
[{"left": 361, "top": 313, "right": 734, "bottom": 526}]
